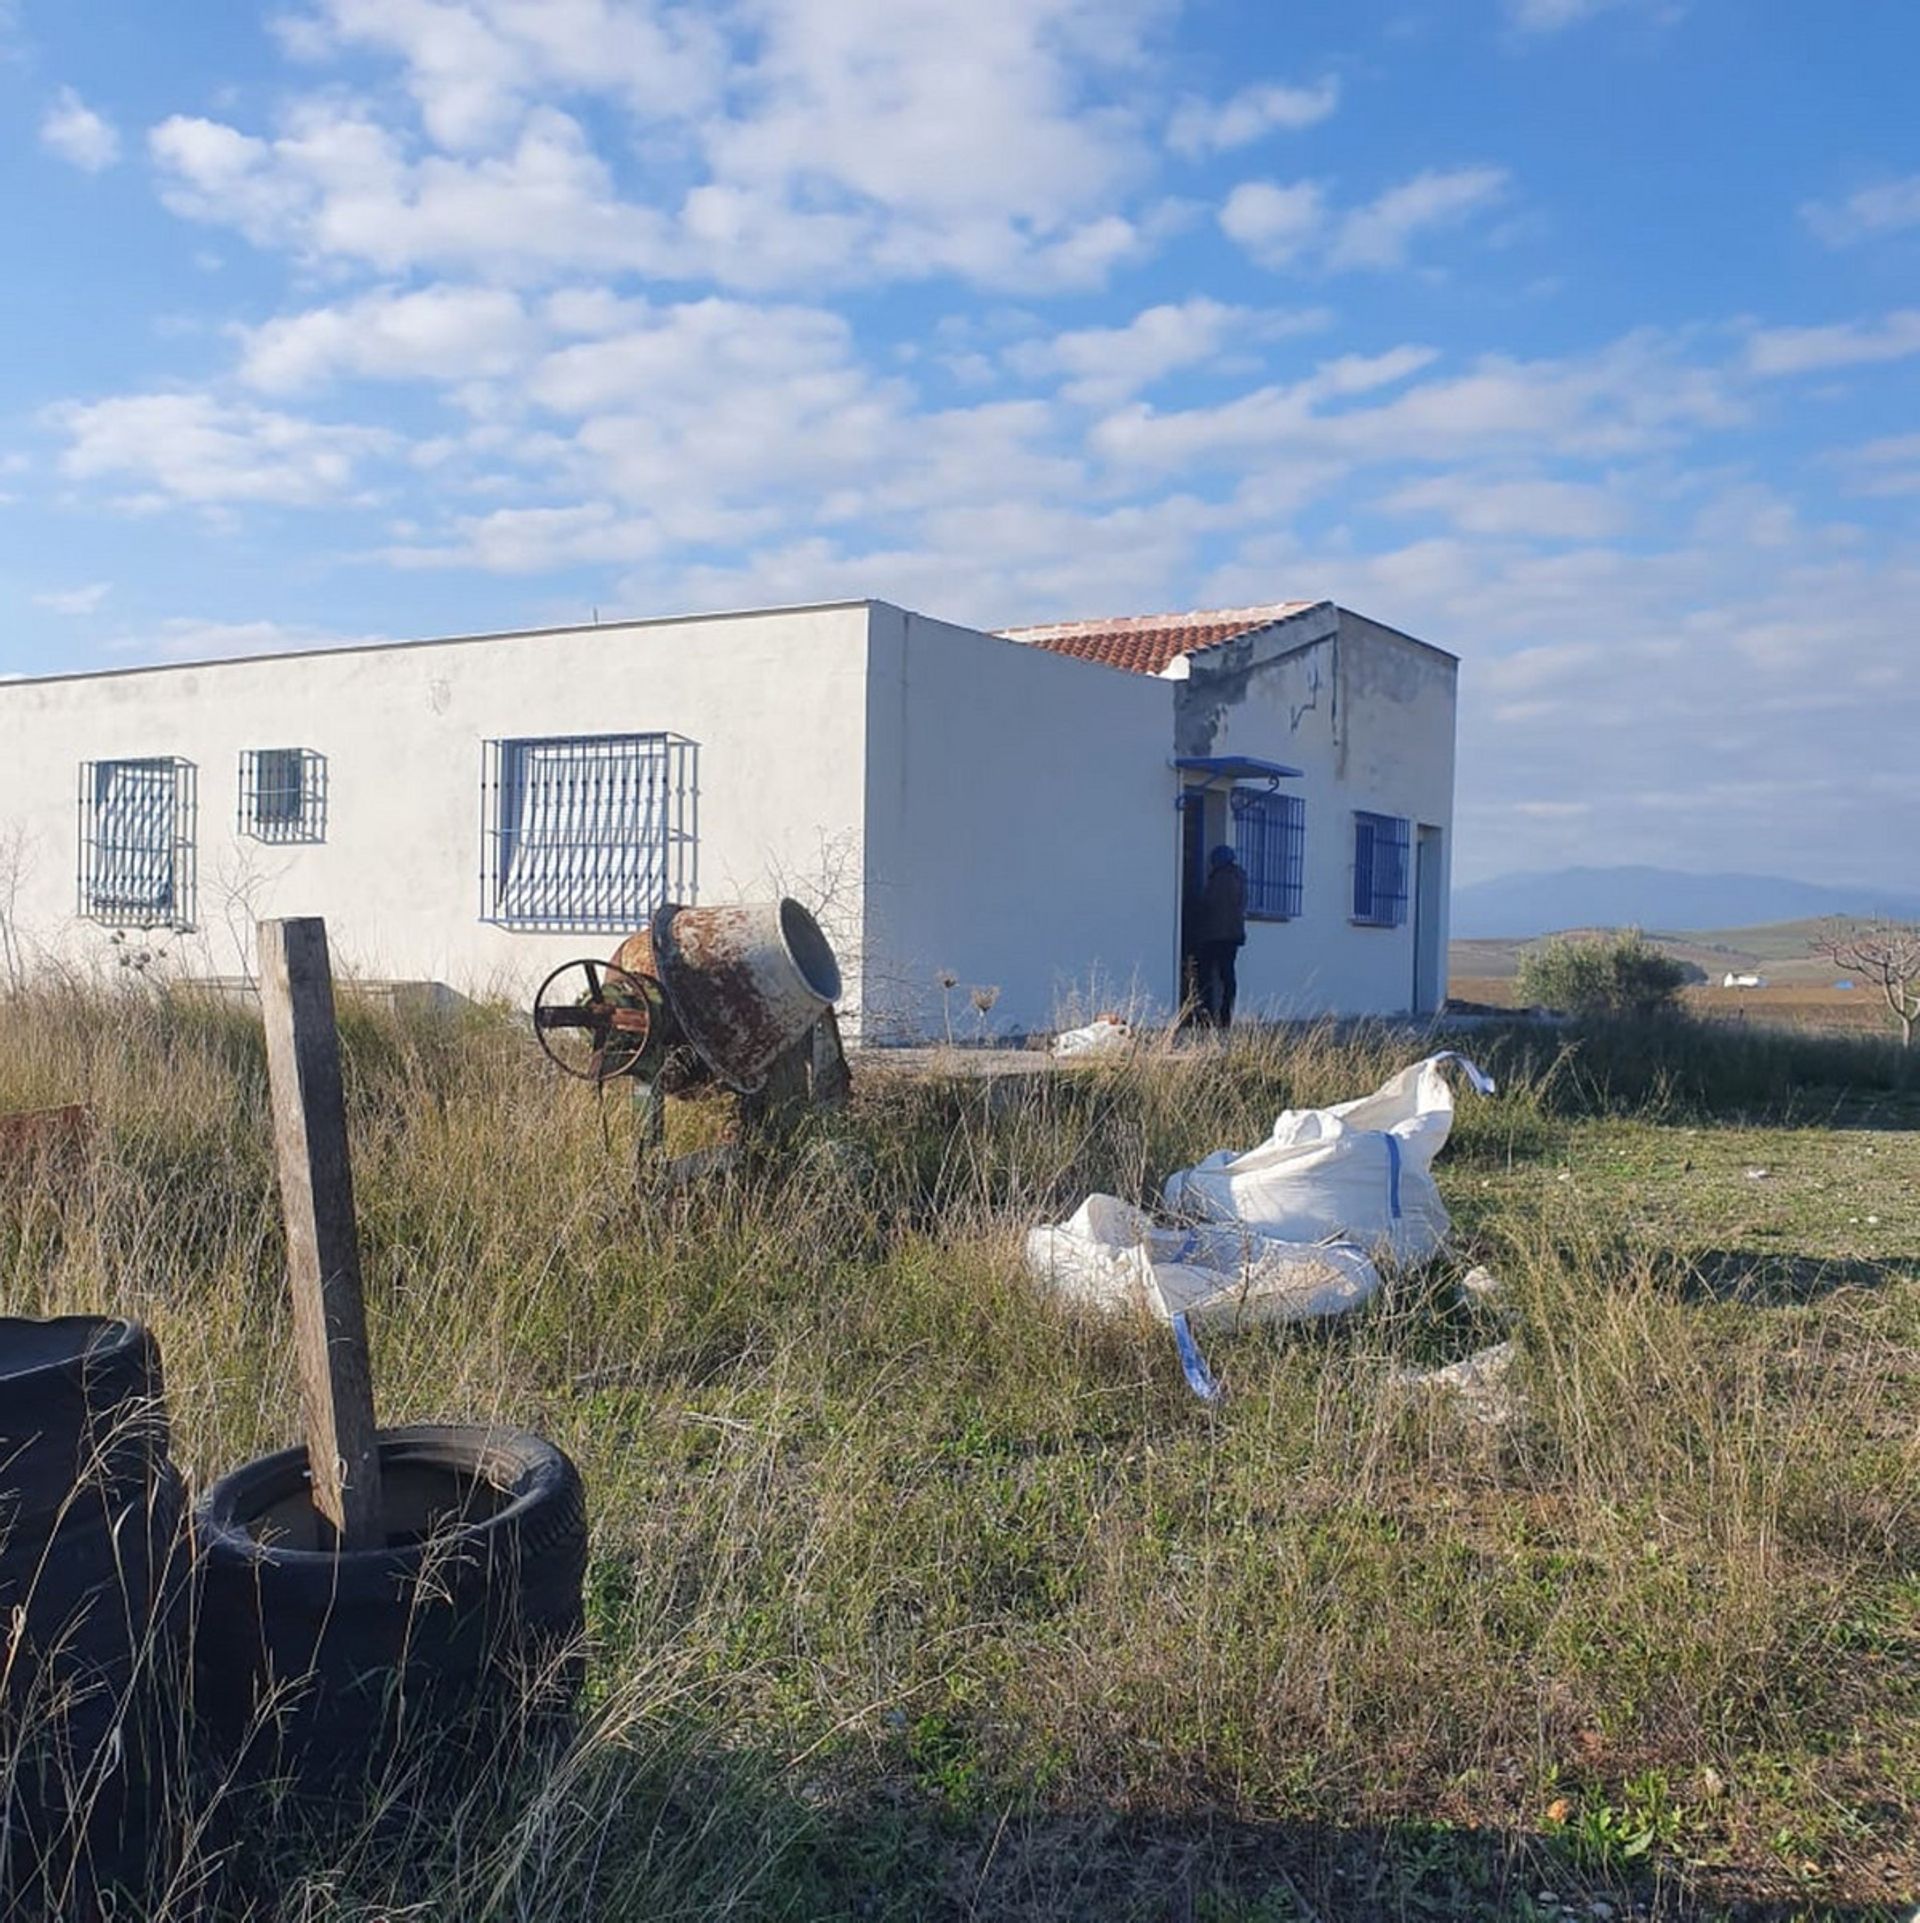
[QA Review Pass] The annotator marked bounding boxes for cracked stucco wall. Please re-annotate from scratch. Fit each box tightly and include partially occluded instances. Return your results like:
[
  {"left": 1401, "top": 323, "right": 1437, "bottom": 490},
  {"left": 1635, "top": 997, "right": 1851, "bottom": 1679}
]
[{"left": 1175, "top": 608, "right": 1457, "bottom": 1018}]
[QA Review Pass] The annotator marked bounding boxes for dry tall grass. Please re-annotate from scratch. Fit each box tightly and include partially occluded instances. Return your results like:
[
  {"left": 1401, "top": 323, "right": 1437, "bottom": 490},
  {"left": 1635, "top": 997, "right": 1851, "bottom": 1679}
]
[{"left": 1, "top": 984, "right": 1915, "bottom": 1919}]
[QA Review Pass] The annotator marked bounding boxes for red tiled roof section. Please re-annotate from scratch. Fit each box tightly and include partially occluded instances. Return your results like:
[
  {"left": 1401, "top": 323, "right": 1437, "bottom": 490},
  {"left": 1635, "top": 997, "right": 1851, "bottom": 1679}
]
[{"left": 996, "top": 602, "right": 1319, "bottom": 676}]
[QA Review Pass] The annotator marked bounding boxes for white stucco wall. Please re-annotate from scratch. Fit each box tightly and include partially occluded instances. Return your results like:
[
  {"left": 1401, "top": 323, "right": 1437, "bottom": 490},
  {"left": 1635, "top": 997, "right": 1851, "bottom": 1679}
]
[
  {"left": 0, "top": 593, "right": 1454, "bottom": 1037},
  {"left": 1172, "top": 607, "right": 1457, "bottom": 1019},
  {"left": 0, "top": 603, "right": 875, "bottom": 1005},
  {"left": 860, "top": 606, "right": 1177, "bottom": 1039}
]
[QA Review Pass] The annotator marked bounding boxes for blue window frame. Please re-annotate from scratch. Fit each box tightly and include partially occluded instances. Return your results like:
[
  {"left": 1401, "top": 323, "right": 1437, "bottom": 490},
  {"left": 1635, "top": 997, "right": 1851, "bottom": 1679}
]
[
  {"left": 239, "top": 747, "right": 326, "bottom": 843},
  {"left": 482, "top": 732, "right": 696, "bottom": 931},
  {"left": 78, "top": 756, "right": 196, "bottom": 929},
  {"left": 1232, "top": 788, "right": 1305, "bottom": 920},
  {"left": 1352, "top": 811, "right": 1410, "bottom": 927}
]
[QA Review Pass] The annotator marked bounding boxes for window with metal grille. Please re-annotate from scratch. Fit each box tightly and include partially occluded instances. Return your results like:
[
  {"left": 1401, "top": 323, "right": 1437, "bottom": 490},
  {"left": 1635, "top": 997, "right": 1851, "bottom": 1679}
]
[
  {"left": 1352, "top": 810, "right": 1410, "bottom": 927},
  {"left": 78, "top": 757, "right": 196, "bottom": 929},
  {"left": 481, "top": 733, "right": 696, "bottom": 931},
  {"left": 1232, "top": 788, "right": 1305, "bottom": 919},
  {"left": 239, "top": 747, "right": 326, "bottom": 843}
]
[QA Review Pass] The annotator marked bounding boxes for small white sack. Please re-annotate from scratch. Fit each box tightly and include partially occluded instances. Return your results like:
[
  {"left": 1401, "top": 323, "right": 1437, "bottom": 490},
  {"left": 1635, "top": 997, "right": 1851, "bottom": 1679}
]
[
  {"left": 1161, "top": 1053, "right": 1492, "bottom": 1265},
  {"left": 1051, "top": 1017, "right": 1132, "bottom": 1059}
]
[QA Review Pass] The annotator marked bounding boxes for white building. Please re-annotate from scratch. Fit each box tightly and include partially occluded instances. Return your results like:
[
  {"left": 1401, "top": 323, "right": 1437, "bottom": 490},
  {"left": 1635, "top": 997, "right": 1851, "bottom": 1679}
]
[{"left": 0, "top": 597, "right": 1455, "bottom": 1037}]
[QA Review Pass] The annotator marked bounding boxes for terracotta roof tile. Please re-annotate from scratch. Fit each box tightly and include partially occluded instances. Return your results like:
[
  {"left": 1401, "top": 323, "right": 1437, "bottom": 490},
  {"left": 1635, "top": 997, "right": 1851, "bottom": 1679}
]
[{"left": 996, "top": 602, "right": 1319, "bottom": 676}]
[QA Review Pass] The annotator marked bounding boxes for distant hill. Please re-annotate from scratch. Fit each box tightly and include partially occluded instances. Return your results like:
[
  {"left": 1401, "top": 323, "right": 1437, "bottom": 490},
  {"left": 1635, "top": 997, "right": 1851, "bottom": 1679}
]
[{"left": 1450, "top": 866, "right": 1920, "bottom": 939}]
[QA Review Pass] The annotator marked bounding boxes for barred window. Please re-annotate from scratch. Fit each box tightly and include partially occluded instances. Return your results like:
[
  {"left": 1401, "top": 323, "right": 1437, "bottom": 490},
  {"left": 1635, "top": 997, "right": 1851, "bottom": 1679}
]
[
  {"left": 1352, "top": 810, "right": 1410, "bottom": 928},
  {"left": 239, "top": 748, "right": 326, "bottom": 843},
  {"left": 482, "top": 733, "right": 696, "bottom": 931},
  {"left": 78, "top": 757, "right": 196, "bottom": 929},
  {"left": 1232, "top": 789, "right": 1305, "bottom": 920}
]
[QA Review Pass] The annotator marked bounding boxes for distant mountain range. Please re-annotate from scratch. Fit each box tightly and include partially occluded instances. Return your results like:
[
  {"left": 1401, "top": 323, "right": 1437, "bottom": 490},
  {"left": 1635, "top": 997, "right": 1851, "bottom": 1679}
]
[{"left": 1450, "top": 866, "right": 1920, "bottom": 939}]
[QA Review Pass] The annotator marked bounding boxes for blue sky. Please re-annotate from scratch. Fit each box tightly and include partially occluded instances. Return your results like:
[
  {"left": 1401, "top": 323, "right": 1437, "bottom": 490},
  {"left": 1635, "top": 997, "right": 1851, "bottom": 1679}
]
[{"left": 2, "top": 0, "right": 1915, "bottom": 886}]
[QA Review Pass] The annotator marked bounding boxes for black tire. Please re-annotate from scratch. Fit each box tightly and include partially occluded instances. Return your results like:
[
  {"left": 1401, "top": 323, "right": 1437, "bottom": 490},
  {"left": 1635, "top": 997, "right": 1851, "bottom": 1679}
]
[
  {"left": 192, "top": 1425, "right": 586, "bottom": 1790},
  {"left": 0, "top": 1317, "right": 168, "bottom": 1529},
  {"left": 1, "top": 1461, "right": 188, "bottom": 1912}
]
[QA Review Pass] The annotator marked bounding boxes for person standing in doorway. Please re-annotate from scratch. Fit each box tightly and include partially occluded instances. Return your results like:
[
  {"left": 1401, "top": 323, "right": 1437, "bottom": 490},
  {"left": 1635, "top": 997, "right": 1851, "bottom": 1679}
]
[{"left": 1196, "top": 843, "right": 1247, "bottom": 1029}]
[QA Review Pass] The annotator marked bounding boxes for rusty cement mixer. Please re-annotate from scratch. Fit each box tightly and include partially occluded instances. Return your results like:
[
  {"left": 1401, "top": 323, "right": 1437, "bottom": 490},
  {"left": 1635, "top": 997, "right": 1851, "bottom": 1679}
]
[{"left": 531, "top": 900, "right": 851, "bottom": 1168}]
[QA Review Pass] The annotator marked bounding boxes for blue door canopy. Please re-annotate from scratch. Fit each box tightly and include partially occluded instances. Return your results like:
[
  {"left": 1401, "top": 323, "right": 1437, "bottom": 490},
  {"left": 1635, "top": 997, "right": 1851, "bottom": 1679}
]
[{"left": 1173, "top": 755, "right": 1304, "bottom": 783}]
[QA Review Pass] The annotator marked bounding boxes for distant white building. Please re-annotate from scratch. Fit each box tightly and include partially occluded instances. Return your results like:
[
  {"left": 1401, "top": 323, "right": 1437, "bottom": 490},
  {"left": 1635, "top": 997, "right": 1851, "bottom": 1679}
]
[{"left": 0, "top": 597, "right": 1456, "bottom": 1038}]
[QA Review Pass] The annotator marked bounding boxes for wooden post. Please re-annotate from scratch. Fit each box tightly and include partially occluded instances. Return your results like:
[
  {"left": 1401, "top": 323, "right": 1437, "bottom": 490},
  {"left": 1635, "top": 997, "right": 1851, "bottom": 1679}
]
[{"left": 257, "top": 917, "right": 385, "bottom": 1552}]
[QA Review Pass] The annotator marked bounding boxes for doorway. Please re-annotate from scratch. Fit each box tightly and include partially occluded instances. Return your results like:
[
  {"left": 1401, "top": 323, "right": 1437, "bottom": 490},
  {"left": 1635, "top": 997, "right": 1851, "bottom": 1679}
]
[
  {"left": 1412, "top": 823, "right": 1444, "bottom": 1015},
  {"left": 1178, "top": 788, "right": 1209, "bottom": 1014}
]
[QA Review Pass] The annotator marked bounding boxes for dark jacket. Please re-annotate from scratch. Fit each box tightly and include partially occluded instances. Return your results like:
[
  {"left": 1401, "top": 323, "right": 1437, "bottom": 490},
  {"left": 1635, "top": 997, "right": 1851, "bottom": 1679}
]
[{"left": 1196, "top": 863, "right": 1247, "bottom": 945}]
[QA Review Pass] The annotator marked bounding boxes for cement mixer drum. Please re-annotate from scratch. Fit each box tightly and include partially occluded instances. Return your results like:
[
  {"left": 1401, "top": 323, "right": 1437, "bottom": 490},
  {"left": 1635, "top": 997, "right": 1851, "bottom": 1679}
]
[{"left": 651, "top": 899, "right": 842, "bottom": 1094}]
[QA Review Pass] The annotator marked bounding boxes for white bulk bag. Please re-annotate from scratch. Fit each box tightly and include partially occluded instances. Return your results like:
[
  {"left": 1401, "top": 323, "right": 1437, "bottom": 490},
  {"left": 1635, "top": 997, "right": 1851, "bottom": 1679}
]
[
  {"left": 1161, "top": 1052, "right": 1493, "bottom": 1265},
  {"left": 1026, "top": 1053, "right": 1494, "bottom": 1399}
]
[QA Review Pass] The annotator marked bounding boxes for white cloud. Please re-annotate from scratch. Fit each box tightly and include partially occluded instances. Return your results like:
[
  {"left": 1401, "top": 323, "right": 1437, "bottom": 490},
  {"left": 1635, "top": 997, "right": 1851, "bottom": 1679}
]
[
  {"left": 1005, "top": 297, "right": 1328, "bottom": 406},
  {"left": 151, "top": 105, "right": 680, "bottom": 282},
  {"left": 145, "top": 93, "right": 1147, "bottom": 294},
  {"left": 386, "top": 502, "right": 661, "bottom": 572},
  {"left": 1325, "top": 165, "right": 1509, "bottom": 270},
  {"left": 616, "top": 486, "right": 1239, "bottom": 634},
  {"left": 527, "top": 296, "right": 857, "bottom": 415},
  {"left": 705, "top": 0, "right": 1151, "bottom": 225},
  {"left": 1199, "top": 510, "right": 1918, "bottom": 885},
  {"left": 1218, "top": 180, "right": 1326, "bottom": 267},
  {"left": 148, "top": 0, "right": 1175, "bottom": 295},
  {"left": 1167, "top": 78, "right": 1339, "bottom": 159},
  {"left": 1836, "top": 431, "right": 1920, "bottom": 499},
  {"left": 52, "top": 393, "right": 393, "bottom": 506},
  {"left": 237, "top": 285, "right": 536, "bottom": 392},
  {"left": 379, "top": 294, "right": 946, "bottom": 570},
  {"left": 1505, "top": 0, "right": 1674, "bottom": 31},
  {"left": 1092, "top": 330, "right": 1732, "bottom": 474},
  {"left": 40, "top": 87, "right": 121, "bottom": 172},
  {"left": 149, "top": 115, "right": 319, "bottom": 247},
  {"left": 1802, "top": 174, "right": 1920, "bottom": 248},
  {"left": 1853, "top": 432, "right": 1920, "bottom": 465},
  {"left": 34, "top": 582, "right": 112, "bottom": 615},
  {"left": 1379, "top": 472, "right": 1631, "bottom": 539},
  {"left": 1220, "top": 166, "right": 1510, "bottom": 274},
  {"left": 282, "top": 0, "right": 726, "bottom": 150},
  {"left": 1746, "top": 310, "right": 1920, "bottom": 377}
]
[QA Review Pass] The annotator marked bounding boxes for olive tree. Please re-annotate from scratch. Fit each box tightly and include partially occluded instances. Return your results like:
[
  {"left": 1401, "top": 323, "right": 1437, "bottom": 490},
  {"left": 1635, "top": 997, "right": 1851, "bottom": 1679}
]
[{"left": 1514, "top": 928, "right": 1688, "bottom": 1019}]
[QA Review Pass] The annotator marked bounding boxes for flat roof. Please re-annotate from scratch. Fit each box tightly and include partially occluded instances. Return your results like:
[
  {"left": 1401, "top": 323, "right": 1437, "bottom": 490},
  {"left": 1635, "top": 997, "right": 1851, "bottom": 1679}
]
[{"left": 0, "top": 596, "right": 881, "bottom": 690}]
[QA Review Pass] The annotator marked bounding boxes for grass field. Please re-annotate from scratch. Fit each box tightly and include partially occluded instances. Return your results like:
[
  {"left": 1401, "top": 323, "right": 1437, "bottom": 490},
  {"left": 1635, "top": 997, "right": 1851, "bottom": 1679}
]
[
  {"left": 1451, "top": 919, "right": 1912, "bottom": 1044},
  {"left": 1451, "top": 975, "right": 1899, "bottom": 1041},
  {"left": 2, "top": 987, "right": 1917, "bottom": 1921}
]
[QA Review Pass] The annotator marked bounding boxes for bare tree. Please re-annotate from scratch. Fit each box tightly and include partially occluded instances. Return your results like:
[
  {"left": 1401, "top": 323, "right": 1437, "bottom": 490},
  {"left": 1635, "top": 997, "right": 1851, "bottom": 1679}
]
[
  {"left": 1818, "top": 918, "right": 1920, "bottom": 1048},
  {"left": 211, "top": 841, "right": 290, "bottom": 987},
  {"left": 0, "top": 823, "right": 37, "bottom": 995}
]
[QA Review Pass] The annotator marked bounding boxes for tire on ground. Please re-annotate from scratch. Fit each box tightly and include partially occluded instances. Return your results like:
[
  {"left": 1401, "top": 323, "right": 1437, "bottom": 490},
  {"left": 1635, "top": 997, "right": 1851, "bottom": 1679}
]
[
  {"left": 4, "top": 1316, "right": 185, "bottom": 1913},
  {"left": 0, "top": 1316, "right": 168, "bottom": 1528},
  {"left": 191, "top": 1424, "right": 587, "bottom": 1790}
]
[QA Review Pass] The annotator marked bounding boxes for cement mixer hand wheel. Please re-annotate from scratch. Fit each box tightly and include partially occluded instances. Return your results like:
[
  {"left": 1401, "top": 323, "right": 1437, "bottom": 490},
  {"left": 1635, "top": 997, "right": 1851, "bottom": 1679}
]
[{"left": 532, "top": 959, "right": 657, "bottom": 1083}]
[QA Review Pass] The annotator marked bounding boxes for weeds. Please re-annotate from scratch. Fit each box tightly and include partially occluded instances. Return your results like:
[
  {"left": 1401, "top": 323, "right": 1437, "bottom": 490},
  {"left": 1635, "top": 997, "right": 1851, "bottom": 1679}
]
[{"left": 1, "top": 983, "right": 1915, "bottom": 1917}]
